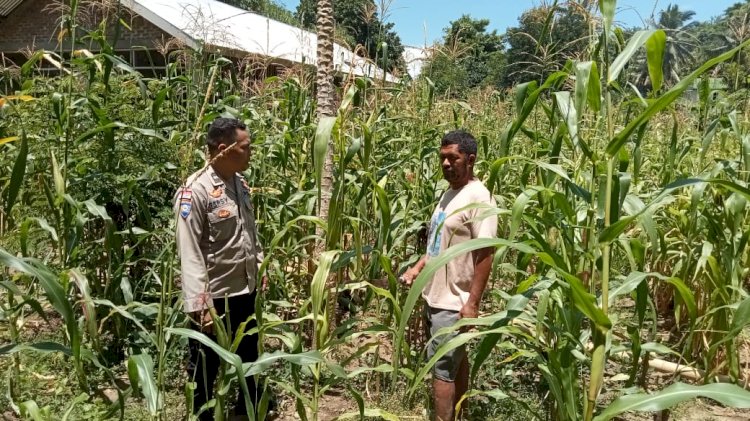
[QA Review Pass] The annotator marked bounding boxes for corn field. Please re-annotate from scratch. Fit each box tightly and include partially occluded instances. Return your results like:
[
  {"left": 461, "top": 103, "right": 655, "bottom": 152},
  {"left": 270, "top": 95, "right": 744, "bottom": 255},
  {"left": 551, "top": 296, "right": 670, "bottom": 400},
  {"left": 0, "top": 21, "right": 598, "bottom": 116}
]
[{"left": 3, "top": 1, "right": 750, "bottom": 420}]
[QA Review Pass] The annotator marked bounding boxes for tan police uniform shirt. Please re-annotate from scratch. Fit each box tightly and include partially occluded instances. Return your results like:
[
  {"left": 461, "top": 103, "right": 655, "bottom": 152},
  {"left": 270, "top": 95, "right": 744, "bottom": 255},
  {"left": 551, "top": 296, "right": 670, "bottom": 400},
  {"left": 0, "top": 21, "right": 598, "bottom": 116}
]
[
  {"left": 174, "top": 165, "right": 263, "bottom": 313},
  {"left": 422, "top": 178, "right": 498, "bottom": 311}
]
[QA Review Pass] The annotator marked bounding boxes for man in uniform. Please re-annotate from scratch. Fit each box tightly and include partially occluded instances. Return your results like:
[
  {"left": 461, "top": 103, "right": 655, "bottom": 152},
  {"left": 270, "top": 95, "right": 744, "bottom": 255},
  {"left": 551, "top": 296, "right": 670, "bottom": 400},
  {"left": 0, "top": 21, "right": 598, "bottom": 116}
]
[
  {"left": 400, "top": 130, "right": 498, "bottom": 421},
  {"left": 175, "top": 117, "right": 264, "bottom": 420}
]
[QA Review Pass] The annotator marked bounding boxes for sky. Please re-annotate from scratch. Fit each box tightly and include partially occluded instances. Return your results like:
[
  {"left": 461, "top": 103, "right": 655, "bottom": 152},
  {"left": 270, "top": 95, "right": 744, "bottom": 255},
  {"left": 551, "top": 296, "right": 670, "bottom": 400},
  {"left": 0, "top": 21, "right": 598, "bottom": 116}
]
[{"left": 279, "top": 0, "right": 741, "bottom": 47}]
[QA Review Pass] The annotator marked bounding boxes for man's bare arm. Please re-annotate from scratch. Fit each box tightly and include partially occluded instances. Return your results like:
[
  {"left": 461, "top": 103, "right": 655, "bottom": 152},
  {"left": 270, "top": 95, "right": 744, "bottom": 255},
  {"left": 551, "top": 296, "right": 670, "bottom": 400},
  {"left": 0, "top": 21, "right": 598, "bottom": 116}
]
[
  {"left": 400, "top": 255, "right": 429, "bottom": 285},
  {"left": 460, "top": 247, "right": 494, "bottom": 319}
]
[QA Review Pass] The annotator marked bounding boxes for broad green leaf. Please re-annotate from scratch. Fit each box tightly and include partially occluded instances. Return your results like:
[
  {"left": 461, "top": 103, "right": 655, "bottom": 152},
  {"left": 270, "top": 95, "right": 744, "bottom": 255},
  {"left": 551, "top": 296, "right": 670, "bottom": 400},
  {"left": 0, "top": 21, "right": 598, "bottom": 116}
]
[
  {"left": 61, "top": 393, "right": 88, "bottom": 421},
  {"left": 0, "top": 250, "right": 80, "bottom": 360},
  {"left": 73, "top": 122, "right": 125, "bottom": 144},
  {"left": 599, "top": 0, "right": 616, "bottom": 34},
  {"left": 709, "top": 297, "right": 750, "bottom": 350},
  {"left": 561, "top": 270, "right": 612, "bottom": 330},
  {"left": 594, "top": 383, "right": 750, "bottom": 421},
  {"left": 575, "top": 61, "right": 594, "bottom": 115},
  {"left": 394, "top": 238, "right": 536, "bottom": 379},
  {"left": 4, "top": 131, "right": 28, "bottom": 216},
  {"left": 243, "top": 350, "right": 324, "bottom": 377},
  {"left": 554, "top": 92, "right": 582, "bottom": 152},
  {"left": 599, "top": 178, "right": 703, "bottom": 243},
  {"left": 19, "top": 400, "right": 50, "bottom": 421},
  {"left": 645, "top": 30, "right": 666, "bottom": 93},
  {"left": 128, "top": 354, "right": 159, "bottom": 415},
  {"left": 31, "top": 217, "right": 59, "bottom": 243},
  {"left": 609, "top": 30, "right": 656, "bottom": 83},
  {"left": 664, "top": 277, "right": 697, "bottom": 325},
  {"left": 511, "top": 186, "right": 544, "bottom": 238},
  {"left": 588, "top": 61, "right": 602, "bottom": 113},
  {"left": 314, "top": 116, "right": 337, "bottom": 202},
  {"left": 729, "top": 297, "right": 750, "bottom": 338},
  {"left": 409, "top": 326, "right": 516, "bottom": 396},
  {"left": 488, "top": 156, "right": 571, "bottom": 193},
  {"left": 514, "top": 81, "right": 535, "bottom": 115},
  {"left": 0, "top": 341, "right": 72, "bottom": 356},
  {"left": 84, "top": 199, "right": 112, "bottom": 223},
  {"left": 607, "top": 39, "right": 750, "bottom": 156},
  {"left": 588, "top": 331, "right": 607, "bottom": 414},
  {"left": 69, "top": 269, "right": 98, "bottom": 347},
  {"left": 166, "top": 327, "right": 255, "bottom": 417},
  {"left": 338, "top": 83, "right": 358, "bottom": 114},
  {"left": 311, "top": 250, "right": 339, "bottom": 348},
  {"left": 50, "top": 152, "right": 65, "bottom": 201}
]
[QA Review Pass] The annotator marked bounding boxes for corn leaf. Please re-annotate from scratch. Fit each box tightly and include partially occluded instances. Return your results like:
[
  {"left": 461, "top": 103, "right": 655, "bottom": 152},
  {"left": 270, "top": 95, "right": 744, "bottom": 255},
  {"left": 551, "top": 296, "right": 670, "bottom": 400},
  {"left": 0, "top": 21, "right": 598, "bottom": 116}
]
[
  {"left": 607, "top": 39, "right": 750, "bottom": 156},
  {"left": 127, "top": 353, "right": 159, "bottom": 415},
  {"left": 394, "top": 238, "right": 536, "bottom": 378},
  {"left": 609, "top": 30, "right": 656, "bottom": 83},
  {"left": 599, "top": 0, "right": 616, "bottom": 35},
  {"left": 594, "top": 383, "right": 750, "bottom": 421},
  {"left": 646, "top": 30, "right": 666, "bottom": 94},
  {"left": 0, "top": 342, "right": 72, "bottom": 356},
  {"left": 167, "top": 327, "right": 255, "bottom": 418},
  {"left": 4, "top": 131, "right": 28, "bottom": 217},
  {"left": 314, "top": 116, "right": 337, "bottom": 204}
]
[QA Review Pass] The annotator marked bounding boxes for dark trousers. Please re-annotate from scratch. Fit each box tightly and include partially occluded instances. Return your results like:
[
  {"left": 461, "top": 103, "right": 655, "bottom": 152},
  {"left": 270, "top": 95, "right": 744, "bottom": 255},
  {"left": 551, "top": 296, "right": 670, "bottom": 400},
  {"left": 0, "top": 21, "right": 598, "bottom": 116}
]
[{"left": 188, "top": 292, "right": 258, "bottom": 420}]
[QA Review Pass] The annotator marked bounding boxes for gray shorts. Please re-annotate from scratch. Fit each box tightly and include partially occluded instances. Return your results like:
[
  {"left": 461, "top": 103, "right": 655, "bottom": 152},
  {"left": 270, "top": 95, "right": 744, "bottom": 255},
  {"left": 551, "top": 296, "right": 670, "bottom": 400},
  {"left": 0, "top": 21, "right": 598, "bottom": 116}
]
[{"left": 424, "top": 305, "right": 466, "bottom": 382}]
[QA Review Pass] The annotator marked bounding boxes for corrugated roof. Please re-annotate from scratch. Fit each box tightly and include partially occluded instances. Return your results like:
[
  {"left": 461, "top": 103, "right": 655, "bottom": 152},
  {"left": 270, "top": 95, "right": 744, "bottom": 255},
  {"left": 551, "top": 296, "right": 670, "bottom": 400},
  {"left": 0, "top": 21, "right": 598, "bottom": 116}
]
[
  {"left": 0, "top": 0, "right": 23, "bottom": 16},
  {"left": 124, "top": 0, "right": 396, "bottom": 82}
]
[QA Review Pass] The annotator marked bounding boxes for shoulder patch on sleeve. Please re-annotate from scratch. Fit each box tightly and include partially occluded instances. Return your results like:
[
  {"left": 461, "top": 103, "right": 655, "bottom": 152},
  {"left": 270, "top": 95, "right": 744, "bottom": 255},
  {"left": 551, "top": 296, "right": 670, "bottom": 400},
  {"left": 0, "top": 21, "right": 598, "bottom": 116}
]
[
  {"left": 179, "top": 200, "right": 192, "bottom": 219},
  {"left": 178, "top": 187, "right": 193, "bottom": 219}
]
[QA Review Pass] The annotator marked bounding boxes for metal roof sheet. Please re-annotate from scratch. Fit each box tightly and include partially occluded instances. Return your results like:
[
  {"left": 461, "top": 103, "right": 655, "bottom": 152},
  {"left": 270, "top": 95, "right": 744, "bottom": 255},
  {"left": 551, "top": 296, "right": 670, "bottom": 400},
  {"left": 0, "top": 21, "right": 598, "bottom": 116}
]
[
  {"left": 124, "top": 0, "right": 396, "bottom": 82},
  {"left": 0, "top": 0, "right": 23, "bottom": 16}
]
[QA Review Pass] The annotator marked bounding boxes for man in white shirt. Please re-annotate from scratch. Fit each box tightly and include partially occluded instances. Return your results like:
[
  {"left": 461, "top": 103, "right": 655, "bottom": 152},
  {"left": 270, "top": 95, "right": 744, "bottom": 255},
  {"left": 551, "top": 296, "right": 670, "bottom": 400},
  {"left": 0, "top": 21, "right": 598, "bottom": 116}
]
[{"left": 401, "top": 130, "right": 498, "bottom": 421}]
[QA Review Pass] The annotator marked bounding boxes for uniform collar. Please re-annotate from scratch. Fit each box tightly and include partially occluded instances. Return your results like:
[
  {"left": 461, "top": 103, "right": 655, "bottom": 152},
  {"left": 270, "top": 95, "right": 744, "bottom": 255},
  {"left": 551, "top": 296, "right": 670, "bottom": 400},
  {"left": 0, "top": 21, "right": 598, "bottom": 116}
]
[{"left": 207, "top": 165, "right": 226, "bottom": 187}]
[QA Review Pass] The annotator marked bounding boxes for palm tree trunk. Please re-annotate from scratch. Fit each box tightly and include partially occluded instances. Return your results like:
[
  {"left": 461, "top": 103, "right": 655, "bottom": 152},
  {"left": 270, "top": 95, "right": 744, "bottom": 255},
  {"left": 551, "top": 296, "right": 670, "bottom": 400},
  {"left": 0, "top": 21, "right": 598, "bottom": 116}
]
[
  {"left": 314, "top": 0, "right": 337, "bottom": 347},
  {"left": 315, "top": 0, "right": 335, "bottom": 248}
]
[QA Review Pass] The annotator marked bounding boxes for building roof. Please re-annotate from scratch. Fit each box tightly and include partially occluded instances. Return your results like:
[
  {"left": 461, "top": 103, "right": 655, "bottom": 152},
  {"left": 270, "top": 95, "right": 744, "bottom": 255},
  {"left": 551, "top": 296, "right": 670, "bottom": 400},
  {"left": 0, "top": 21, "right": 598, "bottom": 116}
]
[
  {"left": 0, "top": 0, "right": 23, "bottom": 16},
  {"left": 124, "top": 0, "right": 396, "bottom": 82}
]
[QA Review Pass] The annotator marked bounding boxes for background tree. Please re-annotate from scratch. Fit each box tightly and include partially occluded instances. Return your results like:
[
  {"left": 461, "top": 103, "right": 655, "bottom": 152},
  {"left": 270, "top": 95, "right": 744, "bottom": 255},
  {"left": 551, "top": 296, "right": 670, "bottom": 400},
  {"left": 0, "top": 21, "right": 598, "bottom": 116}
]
[
  {"left": 420, "top": 15, "right": 505, "bottom": 96},
  {"left": 655, "top": 4, "right": 698, "bottom": 85},
  {"left": 314, "top": 0, "right": 335, "bottom": 223},
  {"left": 296, "top": 0, "right": 405, "bottom": 72},
  {"left": 502, "top": 3, "right": 590, "bottom": 87},
  {"left": 692, "top": 1, "right": 750, "bottom": 89}
]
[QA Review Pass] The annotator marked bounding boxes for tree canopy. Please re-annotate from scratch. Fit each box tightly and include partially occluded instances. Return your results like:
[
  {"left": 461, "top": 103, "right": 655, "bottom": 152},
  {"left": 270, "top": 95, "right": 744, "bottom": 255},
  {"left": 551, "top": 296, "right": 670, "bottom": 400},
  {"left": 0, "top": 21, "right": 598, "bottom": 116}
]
[
  {"left": 502, "top": 3, "right": 591, "bottom": 87},
  {"left": 295, "top": 0, "right": 405, "bottom": 72},
  {"left": 420, "top": 15, "right": 505, "bottom": 95}
]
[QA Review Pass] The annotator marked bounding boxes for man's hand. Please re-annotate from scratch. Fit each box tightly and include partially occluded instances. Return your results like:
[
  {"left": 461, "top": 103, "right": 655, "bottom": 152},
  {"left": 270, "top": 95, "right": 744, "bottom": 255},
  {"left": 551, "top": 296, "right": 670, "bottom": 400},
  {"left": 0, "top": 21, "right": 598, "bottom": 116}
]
[
  {"left": 399, "top": 266, "right": 421, "bottom": 286},
  {"left": 459, "top": 301, "right": 479, "bottom": 320},
  {"left": 399, "top": 256, "right": 428, "bottom": 286}
]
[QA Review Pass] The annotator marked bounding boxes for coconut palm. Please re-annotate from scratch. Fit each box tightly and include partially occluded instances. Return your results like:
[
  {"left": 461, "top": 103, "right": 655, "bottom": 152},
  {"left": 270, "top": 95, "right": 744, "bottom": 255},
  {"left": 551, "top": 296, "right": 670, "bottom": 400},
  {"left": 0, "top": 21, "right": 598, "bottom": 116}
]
[
  {"left": 314, "top": 0, "right": 337, "bottom": 340},
  {"left": 634, "top": 4, "right": 698, "bottom": 91},
  {"left": 315, "top": 0, "right": 335, "bottom": 249}
]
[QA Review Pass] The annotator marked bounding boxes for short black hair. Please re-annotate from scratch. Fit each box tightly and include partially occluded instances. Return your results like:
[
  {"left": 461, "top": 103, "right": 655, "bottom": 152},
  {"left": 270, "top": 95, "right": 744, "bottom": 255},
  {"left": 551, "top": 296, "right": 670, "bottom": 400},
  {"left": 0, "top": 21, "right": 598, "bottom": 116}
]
[
  {"left": 441, "top": 130, "right": 477, "bottom": 156},
  {"left": 206, "top": 118, "right": 247, "bottom": 151}
]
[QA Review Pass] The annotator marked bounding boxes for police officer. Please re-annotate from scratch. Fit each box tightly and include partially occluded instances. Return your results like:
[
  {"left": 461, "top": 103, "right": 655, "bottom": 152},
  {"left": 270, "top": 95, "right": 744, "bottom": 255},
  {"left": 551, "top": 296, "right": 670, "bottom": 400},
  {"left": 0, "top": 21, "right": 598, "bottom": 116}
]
[{"left": 175, "top": 117, "right": 263, "bottom": 420}]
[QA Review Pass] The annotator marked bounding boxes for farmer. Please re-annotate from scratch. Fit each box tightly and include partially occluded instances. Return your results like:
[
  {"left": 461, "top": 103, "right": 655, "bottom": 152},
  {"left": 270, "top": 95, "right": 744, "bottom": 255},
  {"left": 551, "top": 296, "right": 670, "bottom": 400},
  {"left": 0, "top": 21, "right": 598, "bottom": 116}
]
[
  {"left": 400, "top": 130, "right": 498, "bottom": 421},
  {"left": 174, "top": 117, "right": 264, "bottom": 420}
]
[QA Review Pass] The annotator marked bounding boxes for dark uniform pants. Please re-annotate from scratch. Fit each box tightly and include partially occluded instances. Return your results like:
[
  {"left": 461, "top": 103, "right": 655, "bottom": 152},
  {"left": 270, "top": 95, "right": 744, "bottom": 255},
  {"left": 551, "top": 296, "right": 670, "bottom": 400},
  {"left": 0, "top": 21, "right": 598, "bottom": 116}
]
[{"left": 188, "top": 292, "right": 258, "bottom": 420}]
